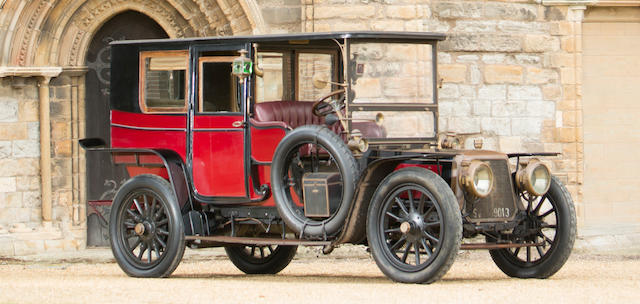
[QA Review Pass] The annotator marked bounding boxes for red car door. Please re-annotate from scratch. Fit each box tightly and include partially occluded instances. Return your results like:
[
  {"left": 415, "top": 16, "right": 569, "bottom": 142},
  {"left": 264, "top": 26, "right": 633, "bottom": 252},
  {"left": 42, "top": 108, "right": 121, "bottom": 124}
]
[{"left": 191, "top": 54, "right": 248, "bottom": 198}]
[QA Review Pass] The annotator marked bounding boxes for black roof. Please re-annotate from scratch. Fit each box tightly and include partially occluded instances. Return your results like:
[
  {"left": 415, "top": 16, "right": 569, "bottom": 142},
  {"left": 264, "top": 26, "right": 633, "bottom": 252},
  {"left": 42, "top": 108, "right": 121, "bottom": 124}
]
[{"left": 110, "top": 31, "right": 446, "bottom": 46}]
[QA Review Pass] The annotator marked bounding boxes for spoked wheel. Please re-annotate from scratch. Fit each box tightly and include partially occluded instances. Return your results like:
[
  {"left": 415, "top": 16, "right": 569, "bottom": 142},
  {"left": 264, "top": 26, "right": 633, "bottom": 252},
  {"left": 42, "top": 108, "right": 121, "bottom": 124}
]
[
  {"left": 487, "top": 176, "right": 576, "bottom": 278},
  {"left": 367, "top": 167, "right": 462, "bottom": 284},
  {"left": 110, "top": 174, "right": 185, "bottom": 278},
  {"left": 271, "top": 125, "right": 358, "bottom": 239},
  {"left": 225, "top": 245, "right": 298, "bottom": 274}
]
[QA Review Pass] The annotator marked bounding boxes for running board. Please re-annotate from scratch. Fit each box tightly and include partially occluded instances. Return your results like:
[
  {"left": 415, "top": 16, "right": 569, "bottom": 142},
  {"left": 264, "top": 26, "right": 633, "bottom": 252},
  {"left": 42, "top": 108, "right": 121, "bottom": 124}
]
[
  {"left": 460, "top": 242, "right": 544, "bottom": 250},
  {"left": 185, "top": 235, "right": 332, "bottom": 246}
]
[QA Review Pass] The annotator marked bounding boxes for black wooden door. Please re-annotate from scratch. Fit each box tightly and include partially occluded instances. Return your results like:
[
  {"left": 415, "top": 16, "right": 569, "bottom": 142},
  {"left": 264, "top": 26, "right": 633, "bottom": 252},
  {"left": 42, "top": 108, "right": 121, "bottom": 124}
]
[{"left": 85, "top": 11, "right": 168, "bottom": 246}]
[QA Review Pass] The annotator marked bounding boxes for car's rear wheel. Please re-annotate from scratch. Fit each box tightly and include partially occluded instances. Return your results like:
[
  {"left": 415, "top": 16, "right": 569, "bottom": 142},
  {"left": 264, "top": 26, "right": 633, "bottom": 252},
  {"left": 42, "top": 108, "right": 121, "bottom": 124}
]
[
  {"left": 367, "top": 167, "right": 462, "bottom": 284},
  {"left": 225, "top": 245, "right": 298, "bottom": 274},
  {"left": 110, "top": 174, "right": 185, "bottom": 278},
  {"left": 487, "top": 176, "right": 576, "bottom": 278}
]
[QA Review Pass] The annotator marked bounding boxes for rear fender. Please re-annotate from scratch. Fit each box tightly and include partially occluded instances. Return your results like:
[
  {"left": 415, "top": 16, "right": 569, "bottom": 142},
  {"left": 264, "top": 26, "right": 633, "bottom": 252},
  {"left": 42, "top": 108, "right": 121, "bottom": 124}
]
[{"left": 80, "top": 138, "right": 197, "bottom": 211}]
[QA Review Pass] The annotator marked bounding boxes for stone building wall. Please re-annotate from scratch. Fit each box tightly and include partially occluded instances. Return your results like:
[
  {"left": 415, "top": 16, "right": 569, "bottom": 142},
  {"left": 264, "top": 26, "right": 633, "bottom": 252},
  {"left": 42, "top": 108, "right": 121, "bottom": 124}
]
[
  {"left": 0, "top": 78, "right": 42, "bottom": 229},
  {"left": 302, "top": 0, "right": 584, "bottom": 221}
]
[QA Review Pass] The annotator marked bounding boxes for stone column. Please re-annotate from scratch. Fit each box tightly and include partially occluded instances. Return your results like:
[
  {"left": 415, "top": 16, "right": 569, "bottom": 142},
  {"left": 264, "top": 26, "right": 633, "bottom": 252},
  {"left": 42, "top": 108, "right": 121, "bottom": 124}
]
[{"left": 38, "top": 76, "right": 52, "bottom": 225}]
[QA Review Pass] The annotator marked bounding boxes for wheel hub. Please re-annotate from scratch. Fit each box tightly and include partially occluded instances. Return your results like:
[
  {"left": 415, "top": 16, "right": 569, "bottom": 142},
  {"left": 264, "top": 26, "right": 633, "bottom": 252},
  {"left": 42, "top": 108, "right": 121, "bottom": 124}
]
[{"left": 134, "top": 223, "right": 145, "bottom": 236}]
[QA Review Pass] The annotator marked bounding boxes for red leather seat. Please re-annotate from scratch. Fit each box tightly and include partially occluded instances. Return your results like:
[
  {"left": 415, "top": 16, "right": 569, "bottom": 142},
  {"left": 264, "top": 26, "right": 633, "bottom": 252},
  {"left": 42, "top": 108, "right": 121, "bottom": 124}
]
[{"left": 254, "top": 101, "right": 386, "bottom": 138}]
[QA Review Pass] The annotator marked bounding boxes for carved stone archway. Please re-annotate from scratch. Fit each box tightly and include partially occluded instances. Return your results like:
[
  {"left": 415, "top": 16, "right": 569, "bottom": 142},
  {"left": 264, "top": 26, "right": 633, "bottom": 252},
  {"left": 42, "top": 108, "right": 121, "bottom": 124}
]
[{"left": 0, "top": 0, "right": 265, "bottom": 243}]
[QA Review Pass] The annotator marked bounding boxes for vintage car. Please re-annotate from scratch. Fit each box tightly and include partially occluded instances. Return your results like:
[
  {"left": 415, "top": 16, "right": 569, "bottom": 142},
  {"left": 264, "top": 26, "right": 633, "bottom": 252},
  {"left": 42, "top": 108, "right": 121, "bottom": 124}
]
[{"left": 80, "top": 31, "right": 576, "bottom": 283}]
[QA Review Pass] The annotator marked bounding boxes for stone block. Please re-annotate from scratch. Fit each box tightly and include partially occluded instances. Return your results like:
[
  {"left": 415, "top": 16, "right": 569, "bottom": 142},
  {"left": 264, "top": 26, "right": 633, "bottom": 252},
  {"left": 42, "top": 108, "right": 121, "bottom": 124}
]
[
  {"left": 0, "top": 141, "right": 10, "bottom": 159},
  {"left": 0, "top": 123, "right": 27, "bottom": 140},
  {"left": 18, "top": 101, "right": 39, "bottom": 122},
  {"left": 484, "top": 65, "right": 523, "bottom": 84},
  {"left": 507, "top": 85, "right": 542, "bottom": 100},
  {"left": 448, "top": 117, "right": 481, "bottom": 133},
  {"left": 12, "top": 140, "right": 40, "bottom": 158},
  {"left": 51, "top": 122, "right": 70, "bottom": 140},
  {"left": 478, "top": 85, "right": 506, "bottom": 100},
  {"left": 0, "top": 177, "right": 16, "bottom": 193},
  {"left": 434, "top": 2, "right": 482, "bottom": 19},
  {"left": 484, "top": 2, "right": 537, "bottom": 21},
  {"left": 50, "top": 101, "right": 71, "bottom": 121},
  {"left": 481, "top": 117, "right": 512, "bottom": 136},
  {"left": 514, "top": 54, "right": 541, "bottom": 65},
  {"left": 497, "top": 21, "right": 547, "bottom": 34},
  {"left": 386, "top": 5, "right": 418, "bottom": 19},
  {"left": 555, "top": 127, "right": 577, "bottom": 143},
  {"left": 470, "top": 65, "right": 481, "bottom": 84},
  {"left": 459, "top": 85, "right": 476, "bottom": 99},
  {"left": 44, "top": 239, "right": 64, "bottom": 252},
  {"left": 439, "top": 84, "right": 460, "bottom": 99},
  {"left": 492, "top": 100, "right": 527, "bottom": 117},
  {"left": 262, "top": 7, "right": 301, "bottom": 24},
  {"left": 472, "top": 99, "right": 491, "bottom": 116},
  {"left": 545, "top": 6, "right": 567, "bottom": 21},
  {"left": 440, "top": 34, "right": 522, "bottom": 52},
  {"left": 438, "top": 53, "right": 452, "bottom": 64},
  {"left": 0, "top": 97, "right": 18, "bottom": 123},
  {"left": 422, "top": 19, "right": 450, "bottom": 32},
  {"left": 17, "top": 158, "right": 39, "bottom": 176},
  {"left": 4, "top": 192, "right": 22, "bottom": 207},
  {"left": 499, "top": 136, "right": 523, "bottom": 152},
  {"left": 13, "top": 239, "right": 45, "bottom": 256},
  {"left": 314, "top": 6, "right": 375, "bottom": 19},
  {"left": 560, "top": 67, "right": 575, "bottom": 84},
  {"left": 22, "top": 191, "right": 41, "bottom": 208},
  {"left": 16, "top": 176, "right": 40, "bottom": 192},
  {"left": 525, "top": 101, "right": 555, "bottom": 119},
  {"left": 549, "top": 53, "right": 575, "bottom": 68},
  {"left": 456, "top": 55, "right": 479, "bottom": 63},
  {"left": 526, "top": 67, "right": 558, "bottom": 84},
  {"left": 561, "top": 36, "right": 576, "bottom": 52},
  {"left": 370, "top": 20, "right": 404, "bottom": 31},
  {"left": 453, "top": 20, "right": 496, "bottom": 33},
  {"left": 439, "top": 64, "right": 467, "bottom": 83},
  {"left": 482, "top": 54, "right": 505, "bottom": 64},
  {"left": 27, "top": 122, "right": 39, "bottom": 140},
  {"left": 54, "top": 140, "right": 72, "bottom": 157},
  {"left": 523, "top": 35, "right": 560, "bottom": 52}
]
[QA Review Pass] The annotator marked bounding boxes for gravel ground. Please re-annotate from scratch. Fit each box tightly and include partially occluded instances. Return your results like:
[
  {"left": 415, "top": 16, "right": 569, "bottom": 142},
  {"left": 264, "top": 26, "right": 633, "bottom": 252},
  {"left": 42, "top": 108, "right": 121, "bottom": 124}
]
[{"left": 0, "top": 246, "right": 638, "bottom": 304}]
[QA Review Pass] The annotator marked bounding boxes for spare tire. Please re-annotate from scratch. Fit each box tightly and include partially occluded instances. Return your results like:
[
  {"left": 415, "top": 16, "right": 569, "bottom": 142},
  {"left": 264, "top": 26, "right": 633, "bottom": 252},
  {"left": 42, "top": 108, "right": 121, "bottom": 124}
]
[{"left": 271, "top": 125, "right": 358, "bottom": 239}]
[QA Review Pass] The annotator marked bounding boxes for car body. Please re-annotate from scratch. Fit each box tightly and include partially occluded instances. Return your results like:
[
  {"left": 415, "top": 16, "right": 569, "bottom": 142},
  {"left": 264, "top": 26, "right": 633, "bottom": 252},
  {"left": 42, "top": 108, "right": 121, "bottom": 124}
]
[{"left": 81, "top": 31, "right": 576, "bottom": 283}]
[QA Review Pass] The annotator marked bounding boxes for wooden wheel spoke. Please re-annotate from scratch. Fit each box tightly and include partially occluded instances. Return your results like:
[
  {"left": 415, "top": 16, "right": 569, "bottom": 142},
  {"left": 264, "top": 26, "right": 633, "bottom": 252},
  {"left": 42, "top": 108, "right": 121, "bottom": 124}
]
[
  {"left": 389, "top": 236, "right": 407, "bottom": 251},
  {"left": 385, "top": 211, "right": 403, "bottom": 222},
  {"left": 407, "top": 190, "right": 415, "bottom": 212},
  {"left": 126, "top": 209, "right": 141, "bottom": 221},
  {"left": 157, "top": 228, "right": 169, "bottom": 236},
  {"left": 414, "top": 242, "right": 421, "bottom": 265},
  {"left": 401, "top": 244, "right": 410, "bottom": 263},
  {"left": 133, "top": 198, "right": 144, "bottom": 216},
  {"left": 417, "top": 195, "right": 425, "bottom": 215},
  {"left": 424, "top": 221, "right": 441, "bottom": 228},
  {"left": 384, "top": 227, "right": 401, "bottom": 234},
  {"left": 420, "top": 239, "right": 432, "bottom": 257},
  {"left": 533, "top": 196, "right": 546, "bottom": 215},
  {"left": 422, "top": 231, "right": 439, "bottom": 243},
  {"left": 539, "top": 207, "right": 555, "bottom": 218},
  {"left": 395, "top": 197, "right": 410, "bottom": 217},
  {"left": 422, "top": 205, "right": 435, "bottom": 218},
  {"left": 143, "top": 195, "right": 150, "bottom": 217},
  {"left": 154, "top": 235, "right": 166, "bottom": 249}
]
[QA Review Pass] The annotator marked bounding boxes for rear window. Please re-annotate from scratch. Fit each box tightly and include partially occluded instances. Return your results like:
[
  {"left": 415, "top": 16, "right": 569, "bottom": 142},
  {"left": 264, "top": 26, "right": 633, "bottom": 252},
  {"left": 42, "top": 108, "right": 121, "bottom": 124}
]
[{"left": 139, "top": 50, "right": 188, "bottom": 113}]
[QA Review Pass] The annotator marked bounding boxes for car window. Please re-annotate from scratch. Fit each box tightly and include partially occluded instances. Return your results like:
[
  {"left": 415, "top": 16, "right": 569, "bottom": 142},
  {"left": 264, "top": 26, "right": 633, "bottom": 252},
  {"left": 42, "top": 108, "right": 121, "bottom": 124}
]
[
  {"left": 139, "top": 51, "right": 188, "bottom": 113},
  {"left": 255, "top": 52, "right": 286, "bottom": 103},
  {"left": 199, "top": 57, "right": 239, "bottom": 113},
  {"left": 297, "top": 52, "right": 335, "bottom": 101}
]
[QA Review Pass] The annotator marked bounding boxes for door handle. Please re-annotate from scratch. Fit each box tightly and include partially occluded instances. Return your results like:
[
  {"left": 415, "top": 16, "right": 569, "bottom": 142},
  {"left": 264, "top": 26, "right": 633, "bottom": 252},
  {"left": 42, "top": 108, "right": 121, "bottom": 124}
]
[{"left": 232, "top": 120, "right": 245, "bottom": 128}]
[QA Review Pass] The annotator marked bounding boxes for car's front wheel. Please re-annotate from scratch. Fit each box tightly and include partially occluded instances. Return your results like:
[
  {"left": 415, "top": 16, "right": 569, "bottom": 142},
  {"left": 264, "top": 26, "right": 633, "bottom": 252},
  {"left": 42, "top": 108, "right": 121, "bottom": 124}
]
[
  {"left": 487, "top": 176, "right": 576, "bottom": 278},
  {"left": 366, "top": 167, "right": 462, "bottom": 284}
]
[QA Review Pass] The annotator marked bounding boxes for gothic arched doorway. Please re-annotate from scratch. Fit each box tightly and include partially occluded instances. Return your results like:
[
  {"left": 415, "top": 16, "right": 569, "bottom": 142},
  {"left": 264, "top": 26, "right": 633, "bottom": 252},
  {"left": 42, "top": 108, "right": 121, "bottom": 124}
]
[{"left": 85, "top": 11, "right": 168, "bottom": 246}]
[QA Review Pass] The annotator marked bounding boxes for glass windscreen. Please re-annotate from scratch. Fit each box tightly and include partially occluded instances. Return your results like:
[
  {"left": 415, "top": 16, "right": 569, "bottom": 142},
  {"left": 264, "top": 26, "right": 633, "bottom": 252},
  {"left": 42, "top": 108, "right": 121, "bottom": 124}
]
[{"left": 349, "top": 42, "right": 435, "bottom": 141}]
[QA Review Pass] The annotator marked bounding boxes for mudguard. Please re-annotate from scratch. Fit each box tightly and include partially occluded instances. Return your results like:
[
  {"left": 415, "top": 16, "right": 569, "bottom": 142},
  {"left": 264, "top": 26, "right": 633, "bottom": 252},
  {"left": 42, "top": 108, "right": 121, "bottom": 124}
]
[{"left": 79, "top": 138, "right": 196, "bottom": 211}]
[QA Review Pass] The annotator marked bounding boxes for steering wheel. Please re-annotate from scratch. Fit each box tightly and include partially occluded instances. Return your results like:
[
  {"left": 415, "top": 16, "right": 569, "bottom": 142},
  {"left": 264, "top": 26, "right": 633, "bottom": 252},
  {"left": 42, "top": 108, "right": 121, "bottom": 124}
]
[{"left": 312, "top": 89, "right": 345, "bottom": 117}]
